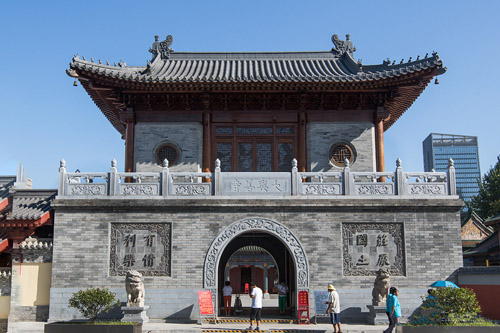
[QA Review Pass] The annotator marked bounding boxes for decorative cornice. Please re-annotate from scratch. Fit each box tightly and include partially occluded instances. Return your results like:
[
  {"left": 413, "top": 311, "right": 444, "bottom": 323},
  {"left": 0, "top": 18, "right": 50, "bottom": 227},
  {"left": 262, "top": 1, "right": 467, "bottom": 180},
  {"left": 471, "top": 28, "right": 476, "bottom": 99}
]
[
  {"left": 19, "top": 237, "right": 53, "bottom": 251},
  {"left": 0, "top": 269, "right": 11, "bottom": 280}
]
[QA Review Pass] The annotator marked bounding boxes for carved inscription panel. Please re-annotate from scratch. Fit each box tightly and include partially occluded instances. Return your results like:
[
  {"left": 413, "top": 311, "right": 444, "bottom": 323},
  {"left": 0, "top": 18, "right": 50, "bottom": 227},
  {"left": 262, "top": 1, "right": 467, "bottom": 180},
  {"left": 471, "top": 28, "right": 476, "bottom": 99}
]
[
  {"left": 110, "top": 223, "right": 171, "bottom": 276},
  {"left": 342, "top": 223, "right": 405, "bottom": 276}
]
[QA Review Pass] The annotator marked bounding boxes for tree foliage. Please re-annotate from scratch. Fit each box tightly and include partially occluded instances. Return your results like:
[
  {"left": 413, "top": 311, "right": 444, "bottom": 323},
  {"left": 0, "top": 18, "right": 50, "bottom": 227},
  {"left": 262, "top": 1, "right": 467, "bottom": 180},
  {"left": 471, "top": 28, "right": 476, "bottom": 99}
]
[
  {"left": 469, "top": 155, "right": 500, "bottom": 222},
  {"left": 69, "top": 288, "right": 120, "bottom": 322},
  {"left": 411, "top": 287, "right": 481, "bottom": 326}
]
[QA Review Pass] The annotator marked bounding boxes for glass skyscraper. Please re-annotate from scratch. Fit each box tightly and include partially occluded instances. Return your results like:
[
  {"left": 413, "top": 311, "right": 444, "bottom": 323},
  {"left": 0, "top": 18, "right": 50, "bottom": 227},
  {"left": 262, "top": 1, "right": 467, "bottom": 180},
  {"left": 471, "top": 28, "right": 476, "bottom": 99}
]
[{"left": 423, "top": 133, "right": 481, "bottom": 203}]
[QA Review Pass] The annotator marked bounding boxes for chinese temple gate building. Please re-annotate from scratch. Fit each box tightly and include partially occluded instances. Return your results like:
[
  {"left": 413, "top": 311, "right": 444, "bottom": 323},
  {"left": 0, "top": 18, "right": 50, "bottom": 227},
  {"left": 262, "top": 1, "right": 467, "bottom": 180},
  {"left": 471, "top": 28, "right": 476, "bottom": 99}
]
[{"left": 51, "top": 34, "right": 463, "bottom": 322}]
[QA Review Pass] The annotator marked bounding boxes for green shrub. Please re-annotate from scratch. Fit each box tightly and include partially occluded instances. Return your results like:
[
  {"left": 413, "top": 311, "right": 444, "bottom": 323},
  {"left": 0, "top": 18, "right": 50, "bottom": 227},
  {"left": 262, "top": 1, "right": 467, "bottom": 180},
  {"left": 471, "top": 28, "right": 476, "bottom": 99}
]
[
  {"left": 411, "top": 287, "right": 481, "bottom": 326},
  {"left": 69, "top": 288, "right": 121, "bottom": 322}
]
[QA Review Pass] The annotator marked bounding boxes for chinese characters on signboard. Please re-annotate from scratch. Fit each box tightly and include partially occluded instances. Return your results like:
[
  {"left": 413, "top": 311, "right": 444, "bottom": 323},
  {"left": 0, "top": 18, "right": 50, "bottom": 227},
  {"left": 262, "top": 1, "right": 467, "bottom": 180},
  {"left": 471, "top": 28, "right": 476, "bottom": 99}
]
[
  {"left": 342, "top": 223, "right": 405, "bottom": 276},
  {"left": 110, "top": 223, "right": 171, "bottom": 276}
]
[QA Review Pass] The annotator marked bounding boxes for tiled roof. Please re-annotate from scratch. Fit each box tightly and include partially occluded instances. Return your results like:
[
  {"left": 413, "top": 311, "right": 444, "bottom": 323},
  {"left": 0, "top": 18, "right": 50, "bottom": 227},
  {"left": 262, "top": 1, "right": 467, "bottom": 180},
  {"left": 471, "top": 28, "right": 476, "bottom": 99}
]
[
  {"left": 70, "top": 51, "right": 444, "bottom": 85},
  {"left": 8, "top": 190, "right": 56, "bottom": 221},
  {"left": 0, "top": 176, "right": 15, "bottom": 202}
]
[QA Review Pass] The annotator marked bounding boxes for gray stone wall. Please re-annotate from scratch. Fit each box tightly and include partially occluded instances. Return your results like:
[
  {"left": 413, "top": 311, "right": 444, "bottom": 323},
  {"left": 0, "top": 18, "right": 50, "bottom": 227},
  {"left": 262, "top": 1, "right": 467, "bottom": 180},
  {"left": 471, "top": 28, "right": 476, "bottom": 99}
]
[
  {"left": 134, "top": 122, "right": 203, "bottom": 172},
  {"left": 307, "top": 122, "right": 375, "bottom": 172},
  {"left": 49, "top": 197, "right": 462, "bottom": 322}
]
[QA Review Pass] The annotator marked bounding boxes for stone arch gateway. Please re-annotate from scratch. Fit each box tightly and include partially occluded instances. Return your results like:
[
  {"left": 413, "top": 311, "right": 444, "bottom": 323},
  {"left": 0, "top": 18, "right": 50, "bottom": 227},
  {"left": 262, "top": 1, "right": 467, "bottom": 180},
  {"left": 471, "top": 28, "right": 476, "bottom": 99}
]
[{"left": 203, "top": 217, "right": 310, "bottom": 301}]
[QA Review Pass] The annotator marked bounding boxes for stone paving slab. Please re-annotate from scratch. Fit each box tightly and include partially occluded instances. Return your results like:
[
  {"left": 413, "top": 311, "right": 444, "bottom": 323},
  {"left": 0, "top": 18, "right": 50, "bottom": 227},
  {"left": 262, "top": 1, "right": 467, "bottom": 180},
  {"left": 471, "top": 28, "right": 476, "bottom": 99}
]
[{"left": 7, "top": 321, "right": 388, "bottom": 333}]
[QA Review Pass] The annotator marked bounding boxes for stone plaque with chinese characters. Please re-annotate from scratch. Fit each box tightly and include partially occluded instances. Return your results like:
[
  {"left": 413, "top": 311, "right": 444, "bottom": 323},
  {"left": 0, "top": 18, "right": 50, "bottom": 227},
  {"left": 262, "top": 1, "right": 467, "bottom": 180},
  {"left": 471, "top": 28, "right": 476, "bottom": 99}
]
[
  {"left": 110, "top": 223, "right": 171, "bottom": 276},
  {"left": 342, "top": 223, "right": 405, "bottom": 276},
  {"left": 219, "top": 172, "right": 290, "bottom": 195}
]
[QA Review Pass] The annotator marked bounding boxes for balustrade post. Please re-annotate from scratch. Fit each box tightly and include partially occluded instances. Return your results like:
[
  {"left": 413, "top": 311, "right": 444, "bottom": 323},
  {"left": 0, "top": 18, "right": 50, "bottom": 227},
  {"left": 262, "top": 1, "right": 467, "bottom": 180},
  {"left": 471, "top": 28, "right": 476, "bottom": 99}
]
[
  {"left": 161, "top": 159, "right": 169, "bottom": 198},
  {"left": 291, "top": 159, "right": 298, "bottom": 196},
  {"left": 214, "top": 159, "right": 221, "bottom": 196},
  {"left": 343, "top": 159, "right": 351, "bottom": 195},
  {"left": 396, "top": 158, "right": 404, "bottom": 195},
  {"left": 58, "top": 159, "right": 66, "bottom": 196},
  {"left": 109, "top": 159, "right": 117, "bottom": 196},
  {"left": 448, "top": 158, "right": 457, "bottom": 195}
]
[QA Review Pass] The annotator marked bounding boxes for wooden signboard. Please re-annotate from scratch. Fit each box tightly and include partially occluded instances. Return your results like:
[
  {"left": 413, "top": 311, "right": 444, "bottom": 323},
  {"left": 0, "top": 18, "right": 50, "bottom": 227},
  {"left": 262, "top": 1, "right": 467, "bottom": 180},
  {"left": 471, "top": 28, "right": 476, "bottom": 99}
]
[
  {"left": 198, "top": 290, "right": 216, "bottom": 324},
  {"left": 298, "top": 290, "right": 310, "bottom": 324}
]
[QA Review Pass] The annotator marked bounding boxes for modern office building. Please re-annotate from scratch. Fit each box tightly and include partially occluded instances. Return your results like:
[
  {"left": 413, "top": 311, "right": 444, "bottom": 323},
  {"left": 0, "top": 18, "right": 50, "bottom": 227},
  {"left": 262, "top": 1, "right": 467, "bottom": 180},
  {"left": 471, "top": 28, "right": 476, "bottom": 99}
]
[{"left": 423, "top": 133, "right": 481, "bottom": 203}]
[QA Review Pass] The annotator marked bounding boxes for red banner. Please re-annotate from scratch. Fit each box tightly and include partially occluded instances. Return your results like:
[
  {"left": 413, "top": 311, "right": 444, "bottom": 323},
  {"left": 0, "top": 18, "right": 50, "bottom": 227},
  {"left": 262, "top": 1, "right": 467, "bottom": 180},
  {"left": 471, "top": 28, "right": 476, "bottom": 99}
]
[{"left": 198, "top": 290, "right": 214, "bottom": 315}]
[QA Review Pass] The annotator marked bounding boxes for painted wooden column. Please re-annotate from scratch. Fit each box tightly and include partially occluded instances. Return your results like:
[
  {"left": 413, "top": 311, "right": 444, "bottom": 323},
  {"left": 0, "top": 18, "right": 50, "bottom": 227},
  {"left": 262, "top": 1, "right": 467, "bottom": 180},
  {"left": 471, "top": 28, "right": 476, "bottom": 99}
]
[
  {"left": 120, "top": 108, "right": 135, "bottom": 173},
  {"left": 202, "top": 112, "right": 212, "bottom": 178},
  {"left": 375, "top": 107, "right": 387, "bottom": 182},
  {"left": 298, "top": 112, "right": 307, "bottom": 172}
]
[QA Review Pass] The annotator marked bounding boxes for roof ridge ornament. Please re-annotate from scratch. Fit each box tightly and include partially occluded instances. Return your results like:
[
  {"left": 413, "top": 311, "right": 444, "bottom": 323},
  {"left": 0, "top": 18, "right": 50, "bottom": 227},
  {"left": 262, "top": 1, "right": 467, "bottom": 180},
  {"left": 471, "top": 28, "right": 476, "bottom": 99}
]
[
  {"left": 149, "top": 35, "right": 174, "bottom": 60},
  {"left": 331, "top": 34, "right": 356, "bottom": 57}
]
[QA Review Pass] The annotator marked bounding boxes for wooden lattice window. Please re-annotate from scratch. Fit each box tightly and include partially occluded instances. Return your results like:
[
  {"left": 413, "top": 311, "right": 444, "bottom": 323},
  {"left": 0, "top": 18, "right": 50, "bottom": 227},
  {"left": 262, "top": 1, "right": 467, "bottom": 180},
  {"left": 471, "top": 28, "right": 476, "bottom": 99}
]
[
  {"left": 156, "top": 144, "right": 179, "bottom": 165},
  {"left": 330, "top": 143, "right": 355, "bottom": 167}
]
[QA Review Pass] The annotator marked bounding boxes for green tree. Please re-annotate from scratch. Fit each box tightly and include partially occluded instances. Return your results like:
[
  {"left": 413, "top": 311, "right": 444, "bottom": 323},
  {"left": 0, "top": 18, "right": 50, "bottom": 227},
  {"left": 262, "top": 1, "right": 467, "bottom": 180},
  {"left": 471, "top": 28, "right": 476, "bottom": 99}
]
[
  {"left": 68, "top": 288, "right": 120, "bottom": 322},
  {"left": 469, "top": 155, "right": 500, "bottom": 223}
]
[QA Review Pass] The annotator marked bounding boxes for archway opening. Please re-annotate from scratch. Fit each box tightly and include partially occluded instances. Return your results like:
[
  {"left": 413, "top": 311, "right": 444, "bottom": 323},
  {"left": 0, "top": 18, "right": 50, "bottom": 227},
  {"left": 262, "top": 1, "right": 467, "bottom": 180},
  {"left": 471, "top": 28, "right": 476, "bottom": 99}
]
[{"left": 217, "top": 231, "right": 296, "bottom": 317}]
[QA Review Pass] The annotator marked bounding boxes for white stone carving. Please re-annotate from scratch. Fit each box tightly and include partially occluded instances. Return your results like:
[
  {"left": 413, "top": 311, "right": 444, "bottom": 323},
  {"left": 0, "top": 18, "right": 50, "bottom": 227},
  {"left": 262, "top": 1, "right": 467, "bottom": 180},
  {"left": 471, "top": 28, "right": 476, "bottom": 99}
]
[
  {"left": 125, "top": 270, "right": 145, "bottom": 307},
  {"left": 68, "top": 184, "right": 106, "bottom": 196},
  {"left": 302, "top": 184, "right": 340, "bottom": 195},
  {"left": 19, "top": 237, "right": 53, "bottom": 250},
  {"left": 121, "top": 184, "right": 158, "bottom": 196}
]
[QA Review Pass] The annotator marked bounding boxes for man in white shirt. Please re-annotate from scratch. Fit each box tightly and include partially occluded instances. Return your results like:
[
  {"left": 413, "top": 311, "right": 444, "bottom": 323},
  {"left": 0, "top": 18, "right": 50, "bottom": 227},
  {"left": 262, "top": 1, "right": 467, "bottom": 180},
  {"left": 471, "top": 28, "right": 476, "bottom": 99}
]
[
  {"left": 247, "top": 282, "right": 263, "bottom": 331},
  {"left": 325, "top": 284, "right": 342, "bottom": 333}
]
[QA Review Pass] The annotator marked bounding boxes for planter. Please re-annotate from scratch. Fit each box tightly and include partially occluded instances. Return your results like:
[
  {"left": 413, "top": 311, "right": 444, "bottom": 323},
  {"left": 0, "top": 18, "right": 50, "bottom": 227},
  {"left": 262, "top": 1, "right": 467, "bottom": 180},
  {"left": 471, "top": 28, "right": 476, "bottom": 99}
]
[
  {"left": 398, "top": 326, "right": 499, "bottom": 333},
  {"left": 45, "top": 322, "right": 142, "bottom": 333}
]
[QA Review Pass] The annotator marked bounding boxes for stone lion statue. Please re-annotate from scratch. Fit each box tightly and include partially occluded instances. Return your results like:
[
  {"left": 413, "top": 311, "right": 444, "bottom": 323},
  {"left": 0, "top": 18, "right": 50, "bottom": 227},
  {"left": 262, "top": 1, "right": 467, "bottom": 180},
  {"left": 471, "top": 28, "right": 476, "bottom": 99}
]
[
  {"left": 372, "top": 268, "right": 390, "bottom": 306},
  {"left": 125, "top": 270, "right": 145, "bottom": 307}
]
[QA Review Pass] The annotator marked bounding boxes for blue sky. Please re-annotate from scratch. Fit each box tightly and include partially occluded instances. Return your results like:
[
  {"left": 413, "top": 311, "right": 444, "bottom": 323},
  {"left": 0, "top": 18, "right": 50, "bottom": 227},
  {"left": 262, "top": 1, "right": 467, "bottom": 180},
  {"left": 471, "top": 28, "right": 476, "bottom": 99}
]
[{"left": 1, "top": 1, "right": 499, "bottom": 188}]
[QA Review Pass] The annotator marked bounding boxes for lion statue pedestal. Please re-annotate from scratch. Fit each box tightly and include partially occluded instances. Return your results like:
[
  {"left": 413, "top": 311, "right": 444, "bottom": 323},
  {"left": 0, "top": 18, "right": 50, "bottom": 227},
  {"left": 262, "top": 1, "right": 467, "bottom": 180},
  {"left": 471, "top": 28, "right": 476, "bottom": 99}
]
[
  {"left": 366, "top": 268, "right": 390, "bottom": 325},
  {"left": 121, "top": 270, "right": 149, "bottom": 323}
]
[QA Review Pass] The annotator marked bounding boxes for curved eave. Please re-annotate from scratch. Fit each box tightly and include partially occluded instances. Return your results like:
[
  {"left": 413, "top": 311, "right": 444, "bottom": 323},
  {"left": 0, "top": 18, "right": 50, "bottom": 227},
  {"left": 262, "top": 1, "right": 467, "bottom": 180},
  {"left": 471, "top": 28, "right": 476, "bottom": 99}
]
[
  {"left": 70, "top": 54, "right": 445, "bottom": 134},
  {"left": 71, "top": 55, "right": 443, "bottom": 87},
  {"left": 79, "top": 79, "right": 126, "bottom": 135}
]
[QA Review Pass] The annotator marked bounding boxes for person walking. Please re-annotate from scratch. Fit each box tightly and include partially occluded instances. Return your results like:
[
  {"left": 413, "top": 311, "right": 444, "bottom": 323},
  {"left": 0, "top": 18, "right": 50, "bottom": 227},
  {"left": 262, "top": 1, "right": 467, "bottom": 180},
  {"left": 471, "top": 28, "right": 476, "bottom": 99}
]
[
  {"left": 384, "top": 287, "right": 401, "bottom": 333},
  {"left": 275, "top": 281, "right": 288, "bottom": 315},
  {"left": 325, "top": 284, "right": 342, "bottom": 333},
  {"left": 222, "top": 280, "right": 233, "bottom": 316},
  {"left": 247, "top": 282, "right": 263, "bottom": 331}
]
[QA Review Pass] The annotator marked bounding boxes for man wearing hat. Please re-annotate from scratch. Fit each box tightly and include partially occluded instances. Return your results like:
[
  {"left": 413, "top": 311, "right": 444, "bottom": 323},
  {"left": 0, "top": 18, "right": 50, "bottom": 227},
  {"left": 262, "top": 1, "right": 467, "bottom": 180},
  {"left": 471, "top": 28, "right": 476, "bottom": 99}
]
[
  {"left": 384, "top": 287, "right": 401, "bottom": 333},
  {"left": 325, "top": 284, "right": 342, "bottom": 333}
]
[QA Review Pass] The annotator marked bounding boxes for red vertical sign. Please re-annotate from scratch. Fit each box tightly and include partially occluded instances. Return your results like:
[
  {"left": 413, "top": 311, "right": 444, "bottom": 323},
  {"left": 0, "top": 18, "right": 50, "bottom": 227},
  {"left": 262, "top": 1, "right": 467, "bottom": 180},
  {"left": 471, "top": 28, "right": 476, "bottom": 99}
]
[
  {"left": 198, "top": 290, "right": 214, "bottom": 315},
  {"left": 298, "top": 290, "right": 310, "bottom": 324}
]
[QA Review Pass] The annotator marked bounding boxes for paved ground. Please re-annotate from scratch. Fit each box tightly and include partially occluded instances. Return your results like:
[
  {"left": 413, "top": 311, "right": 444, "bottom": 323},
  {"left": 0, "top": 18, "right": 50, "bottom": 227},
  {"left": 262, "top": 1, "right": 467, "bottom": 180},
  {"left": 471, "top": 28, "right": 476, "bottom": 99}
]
[{"left": 8, "top": 320, "right": 389, "bottom": 333}]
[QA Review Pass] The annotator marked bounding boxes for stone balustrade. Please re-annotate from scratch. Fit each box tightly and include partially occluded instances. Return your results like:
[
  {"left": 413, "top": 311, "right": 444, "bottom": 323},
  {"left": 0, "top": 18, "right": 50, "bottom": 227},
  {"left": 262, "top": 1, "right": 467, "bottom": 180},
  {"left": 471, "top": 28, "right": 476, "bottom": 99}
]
[{"left": 57, "top": 158, "right": 457, "bottom": 198}]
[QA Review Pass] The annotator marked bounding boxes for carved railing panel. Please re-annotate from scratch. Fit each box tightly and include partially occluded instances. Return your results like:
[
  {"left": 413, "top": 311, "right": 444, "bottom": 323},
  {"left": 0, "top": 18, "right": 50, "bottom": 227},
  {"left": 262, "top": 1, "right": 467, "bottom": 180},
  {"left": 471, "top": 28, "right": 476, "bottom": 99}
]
[
  {"left": 351, "top": 172, "right": 395, "bottom": 196},
  {"left": 65, "top": 172, "right": 109, "bottom": 196},
  {"left": 297, "top": 172, "right": 343, "bottom": 196},
  {"left": 171, "top": 183, "right": 211, "bottom": 196},
  {"left": 116, "top": 172, "right": 161, "bottom": 196},
  {"left": 403, "top": 172, "right": 448, "bottom": 196}
]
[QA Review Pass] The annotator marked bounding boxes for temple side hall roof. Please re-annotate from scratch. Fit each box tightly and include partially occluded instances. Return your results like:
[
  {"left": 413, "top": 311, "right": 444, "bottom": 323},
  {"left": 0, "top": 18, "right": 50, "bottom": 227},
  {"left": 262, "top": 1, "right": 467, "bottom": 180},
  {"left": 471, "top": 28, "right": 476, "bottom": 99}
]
[
  {"left": 0, "top": 176, "right": 16, "bottom": 202},
  {"left": 8, "top": 190, "right": 56, "bottom": 221}
]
